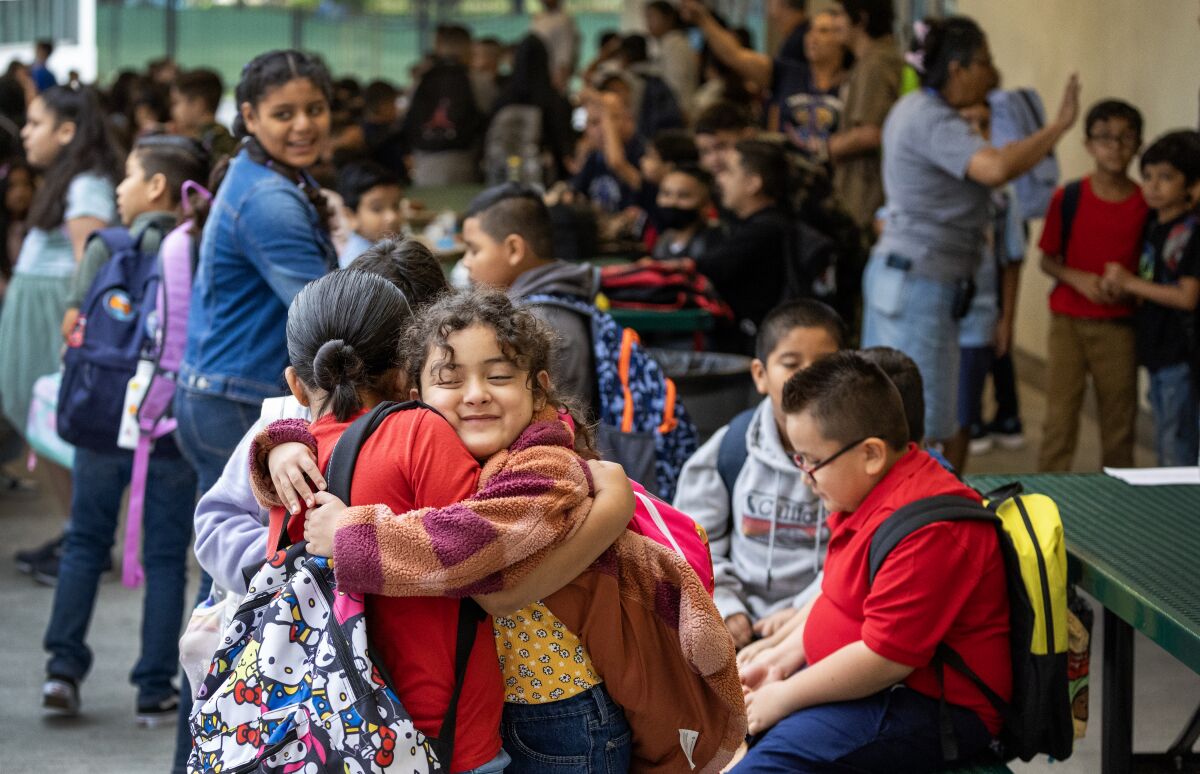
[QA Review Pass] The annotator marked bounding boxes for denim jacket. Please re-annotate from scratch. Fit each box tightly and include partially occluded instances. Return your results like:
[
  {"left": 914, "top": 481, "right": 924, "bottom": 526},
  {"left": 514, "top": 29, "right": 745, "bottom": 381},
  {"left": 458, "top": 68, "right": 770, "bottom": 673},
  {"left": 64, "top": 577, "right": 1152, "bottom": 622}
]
[{"left": 182, "top": 150, "right": 336, "bottom": 404}]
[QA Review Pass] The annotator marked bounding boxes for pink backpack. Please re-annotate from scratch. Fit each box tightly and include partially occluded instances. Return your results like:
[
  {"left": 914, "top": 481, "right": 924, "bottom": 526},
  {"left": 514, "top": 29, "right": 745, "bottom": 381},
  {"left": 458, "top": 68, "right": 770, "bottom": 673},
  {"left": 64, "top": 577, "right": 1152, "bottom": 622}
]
[{"left": 627, "top": 480, "right": 715, "bottom": 594}]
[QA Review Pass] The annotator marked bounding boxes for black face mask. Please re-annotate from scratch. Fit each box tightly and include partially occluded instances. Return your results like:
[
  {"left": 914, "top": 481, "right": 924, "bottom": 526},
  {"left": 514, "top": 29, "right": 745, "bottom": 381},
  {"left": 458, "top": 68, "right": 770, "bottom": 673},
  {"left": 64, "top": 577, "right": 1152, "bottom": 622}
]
[{"left": 656, "top": 206, "right": 704, "bottom": 231}]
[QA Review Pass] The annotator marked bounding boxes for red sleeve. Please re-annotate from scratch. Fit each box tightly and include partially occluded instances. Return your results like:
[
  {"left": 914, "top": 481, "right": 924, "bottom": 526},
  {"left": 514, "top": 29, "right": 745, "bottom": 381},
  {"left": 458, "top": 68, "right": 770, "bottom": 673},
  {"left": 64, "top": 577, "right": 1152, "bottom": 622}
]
[
  {"left": 408, "top": 410, "right": 479, "bottom": 506},
  {"left": 860, "top": 522, "right": 994, "bottom": 667},
  {"left": 1038, "top": 187, "right": 1065, "bottom": 257}
]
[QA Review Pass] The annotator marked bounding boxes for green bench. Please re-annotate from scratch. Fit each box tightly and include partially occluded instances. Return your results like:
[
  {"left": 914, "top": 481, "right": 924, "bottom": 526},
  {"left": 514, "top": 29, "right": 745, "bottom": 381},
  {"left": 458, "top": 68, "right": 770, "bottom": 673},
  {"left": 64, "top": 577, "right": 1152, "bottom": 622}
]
[{"left": 970, "top": 473, "right": 1200, "bottom": 774}]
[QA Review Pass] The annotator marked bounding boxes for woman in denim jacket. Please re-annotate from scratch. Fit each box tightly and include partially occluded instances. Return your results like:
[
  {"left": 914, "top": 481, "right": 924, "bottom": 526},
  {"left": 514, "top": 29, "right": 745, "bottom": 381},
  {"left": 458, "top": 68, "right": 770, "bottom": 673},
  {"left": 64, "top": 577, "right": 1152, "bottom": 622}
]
[{"left": 170, "top": 50, "right": 336, "bottom": 773}]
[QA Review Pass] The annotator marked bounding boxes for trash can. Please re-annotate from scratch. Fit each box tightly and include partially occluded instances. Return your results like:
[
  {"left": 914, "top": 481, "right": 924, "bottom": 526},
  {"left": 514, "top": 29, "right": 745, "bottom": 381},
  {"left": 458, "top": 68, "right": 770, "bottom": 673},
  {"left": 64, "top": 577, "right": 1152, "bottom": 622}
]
[{"left": 649, "top": 349, "right": 758, "bottom": 443}]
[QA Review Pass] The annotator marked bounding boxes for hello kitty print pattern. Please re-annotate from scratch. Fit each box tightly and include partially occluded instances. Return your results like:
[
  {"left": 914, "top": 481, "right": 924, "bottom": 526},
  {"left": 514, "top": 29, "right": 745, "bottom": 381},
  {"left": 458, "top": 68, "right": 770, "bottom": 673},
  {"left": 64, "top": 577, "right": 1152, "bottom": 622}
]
[{"left": 187, "top": 542, "right": 439, "bottom": 774}]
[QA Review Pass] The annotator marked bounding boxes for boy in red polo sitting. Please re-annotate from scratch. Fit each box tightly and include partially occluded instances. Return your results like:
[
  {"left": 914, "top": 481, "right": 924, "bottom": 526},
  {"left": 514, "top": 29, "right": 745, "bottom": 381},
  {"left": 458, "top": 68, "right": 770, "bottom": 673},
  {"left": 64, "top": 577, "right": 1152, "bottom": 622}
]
[{"left": 733, "top": 351, "right": 1011, "bottom": 772}]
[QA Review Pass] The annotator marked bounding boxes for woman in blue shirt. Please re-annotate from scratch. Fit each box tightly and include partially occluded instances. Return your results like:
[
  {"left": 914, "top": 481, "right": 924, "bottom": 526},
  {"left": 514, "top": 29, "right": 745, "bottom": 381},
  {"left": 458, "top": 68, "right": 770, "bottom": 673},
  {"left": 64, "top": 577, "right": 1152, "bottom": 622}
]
[{"left": 862, "top": 16, "right": 1077, "bottom": 470}]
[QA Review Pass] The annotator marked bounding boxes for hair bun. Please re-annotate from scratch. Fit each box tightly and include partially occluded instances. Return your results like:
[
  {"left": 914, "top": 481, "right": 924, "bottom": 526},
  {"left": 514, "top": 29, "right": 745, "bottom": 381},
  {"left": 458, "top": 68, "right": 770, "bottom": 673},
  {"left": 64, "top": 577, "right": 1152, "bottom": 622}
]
[{"left": 312, "top": 338, "right": 364, "bottom": 391}]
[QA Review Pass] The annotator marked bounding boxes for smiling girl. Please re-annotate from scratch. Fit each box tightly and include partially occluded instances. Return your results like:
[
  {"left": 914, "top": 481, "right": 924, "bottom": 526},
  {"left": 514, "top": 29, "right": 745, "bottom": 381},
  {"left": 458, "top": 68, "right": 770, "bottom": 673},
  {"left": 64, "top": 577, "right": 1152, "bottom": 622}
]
[{"left": 170, "top": 48, "right": 338, "bottom": 773}]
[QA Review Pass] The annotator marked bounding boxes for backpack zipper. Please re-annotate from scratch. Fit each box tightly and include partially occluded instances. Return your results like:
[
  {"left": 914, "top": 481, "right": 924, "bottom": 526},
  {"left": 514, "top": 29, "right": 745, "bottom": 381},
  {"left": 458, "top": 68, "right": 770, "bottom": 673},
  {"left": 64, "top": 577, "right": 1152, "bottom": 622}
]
[{"left": 308, "top": 559, "right": 371, "bottom": 698}]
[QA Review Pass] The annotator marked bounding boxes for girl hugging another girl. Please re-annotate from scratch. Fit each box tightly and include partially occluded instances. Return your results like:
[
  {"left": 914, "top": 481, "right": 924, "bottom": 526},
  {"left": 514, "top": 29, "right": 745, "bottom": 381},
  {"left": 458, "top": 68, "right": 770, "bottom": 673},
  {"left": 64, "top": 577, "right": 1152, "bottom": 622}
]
[{"left": 252, "top": 286, "right": 746, "bottom": 772}]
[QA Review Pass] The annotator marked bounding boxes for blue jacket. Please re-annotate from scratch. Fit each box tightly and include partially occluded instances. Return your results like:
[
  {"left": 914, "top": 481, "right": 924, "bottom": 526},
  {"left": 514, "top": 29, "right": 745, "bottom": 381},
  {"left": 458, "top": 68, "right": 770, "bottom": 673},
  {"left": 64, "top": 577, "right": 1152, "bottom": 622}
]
[{"left": 182, "top": 151, "right": 335, "bottom": 404}]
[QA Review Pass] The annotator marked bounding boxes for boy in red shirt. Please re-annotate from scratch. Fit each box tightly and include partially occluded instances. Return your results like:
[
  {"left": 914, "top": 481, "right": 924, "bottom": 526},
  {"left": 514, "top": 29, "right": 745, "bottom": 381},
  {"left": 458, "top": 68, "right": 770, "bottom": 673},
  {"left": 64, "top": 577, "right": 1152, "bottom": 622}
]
[
  {"left": 734, "top": 352, "right": 1011, "bottom": 772},
  {"left": 1038, "top": 99, "right": 1148, "bottom": 471}
]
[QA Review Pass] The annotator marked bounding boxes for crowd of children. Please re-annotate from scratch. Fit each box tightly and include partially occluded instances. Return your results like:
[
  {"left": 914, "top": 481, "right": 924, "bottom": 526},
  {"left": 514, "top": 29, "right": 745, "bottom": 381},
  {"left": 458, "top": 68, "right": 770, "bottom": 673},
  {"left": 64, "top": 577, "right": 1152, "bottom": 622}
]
[{"left": 1, "top": 1, "right": 1200, "bottom": 772}]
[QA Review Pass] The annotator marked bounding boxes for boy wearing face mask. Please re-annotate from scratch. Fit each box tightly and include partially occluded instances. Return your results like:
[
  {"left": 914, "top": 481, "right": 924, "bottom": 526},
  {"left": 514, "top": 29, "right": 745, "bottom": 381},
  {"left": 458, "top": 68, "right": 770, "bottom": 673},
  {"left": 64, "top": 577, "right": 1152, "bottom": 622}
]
[{"left": 652, "top": 165, "right": 725, "bottom": 262}]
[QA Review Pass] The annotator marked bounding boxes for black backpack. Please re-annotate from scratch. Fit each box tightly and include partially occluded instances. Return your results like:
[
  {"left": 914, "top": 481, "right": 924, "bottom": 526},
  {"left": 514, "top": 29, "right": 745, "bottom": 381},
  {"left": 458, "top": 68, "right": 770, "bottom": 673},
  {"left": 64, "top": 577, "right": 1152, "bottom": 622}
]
[
  {"left": 867, "top": 486, "right": 1074, "bottom": 764},
  {"left": 404, "top": 60, "right": 485, "bottom": 153}
]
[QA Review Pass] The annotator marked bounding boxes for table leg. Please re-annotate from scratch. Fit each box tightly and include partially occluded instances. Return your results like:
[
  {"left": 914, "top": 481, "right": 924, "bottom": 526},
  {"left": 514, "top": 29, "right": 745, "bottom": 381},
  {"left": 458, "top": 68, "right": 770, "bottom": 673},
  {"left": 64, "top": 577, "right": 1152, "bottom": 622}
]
[{"left": 1103, "top": 608, "right": 1134, "bottom": 774}]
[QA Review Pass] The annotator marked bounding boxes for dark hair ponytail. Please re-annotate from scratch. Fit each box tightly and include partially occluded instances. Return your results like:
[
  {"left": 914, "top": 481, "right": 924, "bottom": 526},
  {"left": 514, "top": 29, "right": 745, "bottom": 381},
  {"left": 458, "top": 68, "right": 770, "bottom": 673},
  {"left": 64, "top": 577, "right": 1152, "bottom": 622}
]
[
  {"left": 286, "top": 270, "right": 410, "bottom": 421},
  {"left": 27, "top": 86, "right": 122, "bottom": 231},
  {"left": 910, "top": 16, "right": 987, "bottom": 92}
]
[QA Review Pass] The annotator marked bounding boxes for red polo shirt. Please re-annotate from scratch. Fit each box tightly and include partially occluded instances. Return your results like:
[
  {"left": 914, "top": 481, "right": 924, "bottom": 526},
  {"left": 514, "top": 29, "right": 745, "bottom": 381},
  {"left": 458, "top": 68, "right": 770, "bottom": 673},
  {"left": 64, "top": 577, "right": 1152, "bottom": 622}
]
[
  {"left": 284, "top": 407, "right": 503, "bottom": 772},
  {"left": 803, "top": 446, "right": 1011, "bottom": 735},
  {"left": 1038, "top": 177, "right": 1148, "bottom": 320}
]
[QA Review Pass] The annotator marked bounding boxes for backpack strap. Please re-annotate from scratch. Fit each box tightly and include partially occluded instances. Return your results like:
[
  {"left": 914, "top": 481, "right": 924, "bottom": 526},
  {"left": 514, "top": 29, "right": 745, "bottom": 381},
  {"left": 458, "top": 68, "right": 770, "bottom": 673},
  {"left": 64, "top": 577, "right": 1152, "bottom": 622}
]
[
  {"left": 867, "top": 495, "right": 997, "bottom": 586},
  {"left": 434, "top": 598, "right": 487, "bottom": 768},
  {"left": 867, "top": 495, "right": 1005, "bottom": 762},
  {"left": 1059, "top": 180, "right": 1083, "bottom": 258},
  {"left": 318, "top": 399, "right": 480, "bottom": 768},
  {"left": 716, "top": 408, "right": 755, "bottom": 496}
]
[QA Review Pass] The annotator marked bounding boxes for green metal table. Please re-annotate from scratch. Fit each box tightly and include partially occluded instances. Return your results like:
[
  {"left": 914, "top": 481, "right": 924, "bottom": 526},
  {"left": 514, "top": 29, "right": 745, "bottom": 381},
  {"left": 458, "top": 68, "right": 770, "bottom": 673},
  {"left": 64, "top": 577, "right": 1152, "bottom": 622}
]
[
  {"left": 406, "top": 184, "right": 487, "bottom": 216},
  {"left": 969, "top": 473, "right": 1200, "bottom": 774},
  {"left": 607, "top": 307, "right": 714, "bottom": 334}
]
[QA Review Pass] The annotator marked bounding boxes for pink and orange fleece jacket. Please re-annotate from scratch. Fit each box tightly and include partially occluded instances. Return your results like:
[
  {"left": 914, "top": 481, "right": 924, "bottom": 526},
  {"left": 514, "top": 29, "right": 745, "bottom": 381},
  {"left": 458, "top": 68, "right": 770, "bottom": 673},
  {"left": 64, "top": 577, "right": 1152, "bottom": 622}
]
[{"left": 249, "top": 408, "right": 746, "bottom": 773}]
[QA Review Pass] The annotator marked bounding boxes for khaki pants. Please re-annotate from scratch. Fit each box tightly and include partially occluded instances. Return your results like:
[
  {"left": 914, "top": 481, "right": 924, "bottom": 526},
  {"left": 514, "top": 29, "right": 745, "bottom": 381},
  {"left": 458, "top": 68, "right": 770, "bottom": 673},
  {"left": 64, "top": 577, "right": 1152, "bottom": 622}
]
[{"left": 1039, "top": 314, "right": 1137, "bottom": 471}]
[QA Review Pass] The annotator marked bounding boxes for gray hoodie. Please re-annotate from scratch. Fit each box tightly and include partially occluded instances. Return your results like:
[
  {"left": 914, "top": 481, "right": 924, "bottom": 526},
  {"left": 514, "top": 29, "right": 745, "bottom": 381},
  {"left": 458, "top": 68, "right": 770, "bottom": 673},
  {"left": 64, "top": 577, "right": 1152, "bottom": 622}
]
[
  {"left": 509, "top": 259, "right": 598, "bottom": 410},
  {"left": 673, "top": 397, "right": 826, "bottom": 621}
]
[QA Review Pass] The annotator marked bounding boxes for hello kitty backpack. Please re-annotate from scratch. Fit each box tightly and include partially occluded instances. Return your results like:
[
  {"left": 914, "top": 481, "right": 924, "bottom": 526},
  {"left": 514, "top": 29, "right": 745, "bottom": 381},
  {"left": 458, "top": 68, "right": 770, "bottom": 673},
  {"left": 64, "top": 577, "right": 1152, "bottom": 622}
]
[{"left": 188, "top": 402, "right": 480, "bottom": 773}]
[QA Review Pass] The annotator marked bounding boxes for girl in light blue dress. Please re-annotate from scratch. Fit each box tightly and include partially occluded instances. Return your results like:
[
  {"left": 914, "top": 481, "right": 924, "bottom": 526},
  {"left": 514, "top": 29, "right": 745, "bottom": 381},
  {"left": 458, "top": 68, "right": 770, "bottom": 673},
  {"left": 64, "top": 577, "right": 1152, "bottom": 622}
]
[{"left": 0, "top": 86, "right": 119, "bottom": 570}]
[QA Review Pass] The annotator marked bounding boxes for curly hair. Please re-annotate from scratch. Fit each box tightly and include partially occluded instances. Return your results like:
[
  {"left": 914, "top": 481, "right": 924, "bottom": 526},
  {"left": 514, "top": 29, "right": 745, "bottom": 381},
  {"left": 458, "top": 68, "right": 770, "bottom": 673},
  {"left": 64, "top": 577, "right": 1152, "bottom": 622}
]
[{"left": 404, "top": 288, "right": 597, "bottom": 458}]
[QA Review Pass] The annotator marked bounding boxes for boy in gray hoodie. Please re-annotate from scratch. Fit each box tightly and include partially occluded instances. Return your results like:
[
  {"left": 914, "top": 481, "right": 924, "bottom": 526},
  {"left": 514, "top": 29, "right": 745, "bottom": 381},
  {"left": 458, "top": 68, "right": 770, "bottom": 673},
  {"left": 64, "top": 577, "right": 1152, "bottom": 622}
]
[
  {"left": 461, "top": 183, "right": 597, "bottom": 409},
  {"left": 674, "top": 300, "right": 845, "bottom": 649}
]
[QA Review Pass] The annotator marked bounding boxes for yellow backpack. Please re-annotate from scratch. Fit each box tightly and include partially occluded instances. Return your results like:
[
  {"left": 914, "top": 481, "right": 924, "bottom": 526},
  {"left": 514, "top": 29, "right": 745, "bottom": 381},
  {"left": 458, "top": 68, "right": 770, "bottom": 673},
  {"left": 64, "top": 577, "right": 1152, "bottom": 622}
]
[{"left": 868, "top": 483, "right": 1073, "bottom": 763}]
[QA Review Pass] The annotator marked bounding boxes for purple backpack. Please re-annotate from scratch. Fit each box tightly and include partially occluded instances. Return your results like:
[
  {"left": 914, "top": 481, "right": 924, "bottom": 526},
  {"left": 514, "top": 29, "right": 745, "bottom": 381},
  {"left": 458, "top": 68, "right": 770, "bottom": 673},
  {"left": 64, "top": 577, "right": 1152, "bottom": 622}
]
[{"left": 124, "top": 182, "right": 209, "bottom": 586}]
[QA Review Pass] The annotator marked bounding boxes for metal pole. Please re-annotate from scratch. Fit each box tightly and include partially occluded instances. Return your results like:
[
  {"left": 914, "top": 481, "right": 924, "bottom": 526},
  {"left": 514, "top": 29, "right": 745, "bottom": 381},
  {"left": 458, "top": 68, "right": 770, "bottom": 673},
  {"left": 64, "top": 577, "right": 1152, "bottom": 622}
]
[
  {"left": 291, "top": 7, "right": 303, "bottom": 50},
  {"left": 165, "top": 0, "right": 177, "bottom": 60}
]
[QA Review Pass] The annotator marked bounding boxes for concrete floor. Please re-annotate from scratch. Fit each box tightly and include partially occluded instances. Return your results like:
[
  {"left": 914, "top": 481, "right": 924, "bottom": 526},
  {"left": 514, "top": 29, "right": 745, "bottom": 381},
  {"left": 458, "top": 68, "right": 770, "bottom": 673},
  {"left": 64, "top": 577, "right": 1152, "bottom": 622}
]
[{"left": 1, "top": 366, "right": 1197, "bottom": 772}]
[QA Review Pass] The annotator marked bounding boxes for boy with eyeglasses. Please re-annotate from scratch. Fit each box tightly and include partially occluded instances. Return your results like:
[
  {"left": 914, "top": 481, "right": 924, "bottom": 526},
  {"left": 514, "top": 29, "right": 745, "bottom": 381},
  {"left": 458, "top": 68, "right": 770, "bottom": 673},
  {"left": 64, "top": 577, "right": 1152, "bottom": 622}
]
[
  {"left": 732, "top": 351, "right": 1010, "bottom": 772},
  {"left": 1038, "top": 99, "right": 1148, "bottom": 471}
]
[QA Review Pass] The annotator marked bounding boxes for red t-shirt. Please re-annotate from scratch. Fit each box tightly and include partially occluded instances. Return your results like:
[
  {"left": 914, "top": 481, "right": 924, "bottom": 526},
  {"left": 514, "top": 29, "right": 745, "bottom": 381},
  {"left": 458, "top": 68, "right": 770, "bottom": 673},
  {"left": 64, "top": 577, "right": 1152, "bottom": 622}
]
[
  {"left": 1038, "top": 177, "right": 1148, "bottom": 319},
  {"left": 285, "top": 407, "right": 502, "bottom": 772},
  {"left": 803, "top": 447, "right": 1012, "bottom": 735}
]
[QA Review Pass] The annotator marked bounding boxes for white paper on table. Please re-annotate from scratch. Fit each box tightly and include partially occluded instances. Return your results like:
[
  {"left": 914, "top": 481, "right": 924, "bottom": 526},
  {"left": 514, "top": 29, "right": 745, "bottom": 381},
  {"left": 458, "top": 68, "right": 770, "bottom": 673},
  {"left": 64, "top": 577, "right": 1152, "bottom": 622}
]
[{"left": 1103, "top": 466, "right": 1200, "bottom": 486}]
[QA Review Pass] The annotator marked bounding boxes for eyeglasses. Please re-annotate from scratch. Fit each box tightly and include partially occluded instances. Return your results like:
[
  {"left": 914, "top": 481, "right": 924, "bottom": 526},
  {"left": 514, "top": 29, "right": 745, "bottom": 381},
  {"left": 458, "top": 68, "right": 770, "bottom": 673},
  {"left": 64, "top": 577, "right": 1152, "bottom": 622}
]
[
  {"left": 1088, "top": 133, "right": 1140, "bottom": 148},
  {"left": 792, "top": 438, "right": 867, "bottom": 479}
]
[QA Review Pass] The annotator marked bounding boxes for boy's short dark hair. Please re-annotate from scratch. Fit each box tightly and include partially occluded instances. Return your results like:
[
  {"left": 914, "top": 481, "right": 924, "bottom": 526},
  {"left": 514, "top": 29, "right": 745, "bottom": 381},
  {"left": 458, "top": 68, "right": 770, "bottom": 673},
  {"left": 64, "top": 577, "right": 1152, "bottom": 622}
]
[
  {"left": 1141, "top": 130, "right": 1200, "bottom": 186},
  {"left": 650, "top": 129, "right": 699, "bottom": 167},
  {"left": 362, "top": 80, "right": 399, "bottom": 113},
  {"left": 755, "top": 299, "right": 846, "bottom": 362},
  {"left": 667, "top": 163, "right": 715, "bottom": 200},
  {"left": 173, "top": 68, "right": 223, "bottom": 115},
  {"left": 337, "top": 160, "right": 402, "bottom": 211},
  {"left": 132, "top": 134, "right": 210, "bottom": 207},
  {"left": 735, "top": 139, "right": 790, "bottom": 204},
  {"left": 1085, "top": 99, "right": 1143, "bottom": 141},
  {"left": 347, "top": 236, "right": 450, "bottom": 308},
  {"left": 860, "top": 346, "right": 925, "bottom": 444},
  {"left": 782, "top": 351, "right": 909, "bottom": 451},
  {"left": 695, "top": 100, "right": 753, "bottom": 136},
  {"left": 465, "top": 182, "right": 555, "bottom": 260}
]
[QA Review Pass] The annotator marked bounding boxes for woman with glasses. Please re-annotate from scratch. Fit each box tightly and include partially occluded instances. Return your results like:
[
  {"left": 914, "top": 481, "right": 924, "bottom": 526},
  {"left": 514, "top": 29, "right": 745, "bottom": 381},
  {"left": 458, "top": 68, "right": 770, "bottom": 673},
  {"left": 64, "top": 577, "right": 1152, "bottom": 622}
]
[{"left": 861, "top": 15, "right": 1079, "bottom": 471}]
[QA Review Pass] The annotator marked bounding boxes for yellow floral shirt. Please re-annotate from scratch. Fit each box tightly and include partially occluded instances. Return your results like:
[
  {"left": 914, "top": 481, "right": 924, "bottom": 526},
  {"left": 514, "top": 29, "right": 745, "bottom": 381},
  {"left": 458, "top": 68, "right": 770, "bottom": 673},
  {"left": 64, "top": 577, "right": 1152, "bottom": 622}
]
[{"left": 493, "top": 601, "right": 601, "bottom": 704}]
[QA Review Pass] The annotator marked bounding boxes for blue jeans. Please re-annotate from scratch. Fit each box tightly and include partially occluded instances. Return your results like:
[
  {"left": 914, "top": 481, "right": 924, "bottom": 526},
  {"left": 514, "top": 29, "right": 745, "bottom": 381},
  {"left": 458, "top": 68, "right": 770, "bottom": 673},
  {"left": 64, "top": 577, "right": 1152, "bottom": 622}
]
[
  {"left": 861, "top": 252, "right": 963, "bottom": 442},
  {"left": 733, "top": 686, "right": 993, "bottom": 773},
  {"left": 958, "top": 345, "right": 994, "bottom": 430},
  {"left": 172, "top": 387, "right": 260, "bottom": 773},
  {"left": 44, "top": 446, "right": 196, "bottom": 703},
  {"left": 1148, "top": 362, "right": 1200, "bottom": 467},
  {"left": 501, "top": 684, "right": 632, "bottom": 773}
]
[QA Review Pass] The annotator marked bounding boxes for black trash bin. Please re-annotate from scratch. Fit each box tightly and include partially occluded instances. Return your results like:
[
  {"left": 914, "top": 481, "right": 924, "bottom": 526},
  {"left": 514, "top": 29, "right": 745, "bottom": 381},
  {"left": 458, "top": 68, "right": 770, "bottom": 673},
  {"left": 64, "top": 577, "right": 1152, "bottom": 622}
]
[{"left": 649, "top": 349, "right": 758, "bottom": 443}]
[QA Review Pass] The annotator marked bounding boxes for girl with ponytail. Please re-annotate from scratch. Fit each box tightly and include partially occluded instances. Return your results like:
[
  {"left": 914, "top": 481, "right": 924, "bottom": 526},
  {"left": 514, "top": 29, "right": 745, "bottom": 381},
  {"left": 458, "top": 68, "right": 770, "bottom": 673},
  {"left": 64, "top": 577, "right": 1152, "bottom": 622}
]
[
  {"left": 176, "top": 50, "right": 338, "bottom": 499},
  {"left": 170, "top": 49, "right": 338, "bottom": 772},
  {"left": 862, "top": 15, "right": 1079, "bottom": 470},
  {"left": 1, "top": 85, "right": 119, "bottom": 557}
]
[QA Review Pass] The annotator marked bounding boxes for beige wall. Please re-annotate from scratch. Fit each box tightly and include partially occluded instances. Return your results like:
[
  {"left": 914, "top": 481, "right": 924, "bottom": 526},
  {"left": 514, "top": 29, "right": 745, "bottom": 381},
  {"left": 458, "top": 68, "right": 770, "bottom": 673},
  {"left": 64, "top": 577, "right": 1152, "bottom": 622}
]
[{"left": 958, "top": 0, "right": 1200, "bottom": 359}]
